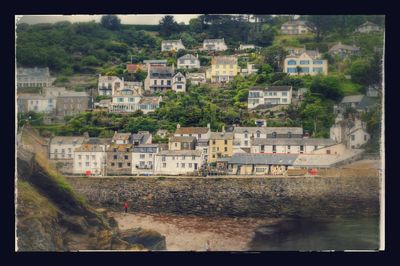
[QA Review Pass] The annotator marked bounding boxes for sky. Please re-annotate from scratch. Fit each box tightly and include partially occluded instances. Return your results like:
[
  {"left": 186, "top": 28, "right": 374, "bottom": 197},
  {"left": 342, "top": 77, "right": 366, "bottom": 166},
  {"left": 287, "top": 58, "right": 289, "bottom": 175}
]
[{"left": 16, "top": 15, "right": 200, "bottom": 25}]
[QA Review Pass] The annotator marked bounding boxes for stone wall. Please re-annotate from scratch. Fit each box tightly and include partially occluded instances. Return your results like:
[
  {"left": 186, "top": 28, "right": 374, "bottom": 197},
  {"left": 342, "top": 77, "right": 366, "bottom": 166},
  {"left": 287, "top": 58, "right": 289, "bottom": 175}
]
[{"left": 65, "top": 176, "right": 381, "bottom": 218}]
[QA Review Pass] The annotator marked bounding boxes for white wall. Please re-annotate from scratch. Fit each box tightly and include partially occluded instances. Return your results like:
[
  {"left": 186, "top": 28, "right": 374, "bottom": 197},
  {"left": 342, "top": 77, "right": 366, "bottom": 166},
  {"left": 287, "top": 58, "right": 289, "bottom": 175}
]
[
  {"left": 73, "top": 151, "right": 106, "bottom": 176},
  {"left": 154, "top": 155, "right": 203, "bottom": 175}
]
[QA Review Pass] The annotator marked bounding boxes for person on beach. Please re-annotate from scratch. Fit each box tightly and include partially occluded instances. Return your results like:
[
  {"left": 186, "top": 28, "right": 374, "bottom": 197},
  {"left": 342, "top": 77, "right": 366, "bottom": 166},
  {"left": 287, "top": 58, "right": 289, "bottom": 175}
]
[{"left": 123, "top": 202, "right": 128, "bottom": 214}]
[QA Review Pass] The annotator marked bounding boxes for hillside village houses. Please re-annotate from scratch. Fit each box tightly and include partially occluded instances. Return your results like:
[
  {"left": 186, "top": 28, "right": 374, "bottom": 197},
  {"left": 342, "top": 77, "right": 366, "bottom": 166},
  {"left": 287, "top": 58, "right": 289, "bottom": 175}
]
[
  {"left": 161, "top": 39, "right": 185, "bottom": 52},
  {"left": 144, "top": 65, "right": 187, "bottom": 93},
  {"left": 109, "top": 87, "right": 162, "bottom": 114},
  {"left": 250, "top": 138, "right": 336, "bottom": 154},
  {"left": 177, "top": 54, "right": 200, "bottom": 69},
  {"left": 98, "top": 75, "right": 123, "bottom": 96},
  {"left": 328, "top": 42, "right": 360, "bottom": 59},
  {"left": 17, "top": 67, "right": 55, "bottom": 88},
  {"left": 50, "top": 136, "right": 87, "bottom": 160},
  {"left": 355, "top": 21, "right": 382, "bottom": 34},
  {"left": 126, "top": 63, "right": 147, "bottom": 73},
  {"left": 202, "top": 38, "right": 228, "bottom": 51},
  {"left": 280, "top": 20, "right": 312, "bottom": 35},
  {"left": 185, "top": 73, "right": 206, "bottom": 85},
  {"left": 206, "top": 56, "right": 239, "bottom": 83},
  {"left": 283, "top": 51, "right": 328, "bottom": 76},
  {"left": 55, "top": 91, "right": 93, "bottom": 118},
  {"left": 172, "top": 72, "right": 187, "bottom": 93},
  {"left": 240, "top": 63, "right": 259, "bottom": 77},
  {"left": 73, "top": 143, "right": 107, "bottom": 176},
  {"left": 208, "top": 131, "right": 234, "bottom": 163},
  {"left": 154, "top": 150, "right": 204, "bottom": 175},
  {"left": 131, "top": 144, "right": 160, "bottom": 175},
  {"left": 169, "top": 136, "right": 197, "bottom": 151},
  {"left": 285, "top": 46, "right": 306, "bottom": 57},
  {"left": 334, "top": 94, "right": 378, "bottom": 115},
  {"left": 248, "top": 86, "right": 293, "bottom": 109},
  {"left": 330, "top": 115, "right": 370, "bottom": 149}
]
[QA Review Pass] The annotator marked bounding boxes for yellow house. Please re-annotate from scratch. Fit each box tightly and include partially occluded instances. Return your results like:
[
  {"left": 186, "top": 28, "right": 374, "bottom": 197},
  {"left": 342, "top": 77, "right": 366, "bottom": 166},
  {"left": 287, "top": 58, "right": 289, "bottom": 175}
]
[
  {"left": 283, "top": 51, "right": 328, "bottom": 76},
  {"left": 206, "top": 56, "right": 239, "bottom": 83},
  {"left": 208, "top": 132, "right": 234, "bottom": 163}
]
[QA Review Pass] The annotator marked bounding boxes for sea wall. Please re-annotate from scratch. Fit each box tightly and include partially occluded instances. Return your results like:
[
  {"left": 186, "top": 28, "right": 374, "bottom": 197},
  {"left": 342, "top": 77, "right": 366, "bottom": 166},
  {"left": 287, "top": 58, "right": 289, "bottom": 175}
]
[{"left": 65, "top": 176, "right": 381, "bottom": 218}]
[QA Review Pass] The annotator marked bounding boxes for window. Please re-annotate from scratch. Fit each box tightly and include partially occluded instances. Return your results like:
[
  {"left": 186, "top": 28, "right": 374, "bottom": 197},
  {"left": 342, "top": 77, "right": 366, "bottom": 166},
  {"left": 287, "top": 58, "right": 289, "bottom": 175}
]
[
  {"left": 162, "top": 156, "right": 166, "bottom": 161},
  {"left": 213, "top": 140, "right": 216, "bottom": 145},
  {"left": 313, "top": 60, "right": 323, "bottom": 64},
  {"left": 300, "top": 60, "right": 310, "bottom": 65},
  {"left": 272, "top": 145, "right": 276, "bottom": 153},
  {"left": 256, "top": 131, "right": 260, "bottom": 138},
  {"left": 282, "top": 92, "right": 287, "bottom": 96},
  {"left": 78, "top": 162, "right": 82, "bottom": 166},
  {"left": 163, "top": 163, "right": 166, "bottom": 168},
  {"left": 300, "top": 145, "right": 304, "bottom": 151},
  {"left": 192, "top": 156, "right": 195, "bottom": 160},
  {"left": 154, "top": 80, "right": 157, "bottom": 85},
  {"left": 111, "top": 162, "right": 115, "bottom": 166},
  {"left": 176, "top": 163, "right": 179, "bottom": 168},
  {"left": 126, "top": 148, "right": 130, "bottom": 152},
  {"left": 129, "top": 98, "right": 134, "bottom": 102},
  {"left": 224, "top": 147, "right": 228, "bottom": 152},
  {"left": 177, "top": 85, "right": 182, "bottom": 89},
  {"left": 113, "top": 155, "right": 117, "bottom": 160},
  {"left": 326, "top": 150, "right": 331, "bottom": 154},
  {"left": 175, "top": 143, "right": 178, "bottom": 147},
  {"left": 272, "top": 132, "right": 277, "bottom": 138},
  {"left": 282, "top": 99, "right": 288, "bottom": 103},
  {"left": 167, "top": 80, "right": 171, "bottom": 85},
  {"left": 161, "top": 80, "right": 164, "bottom": 85},
  {"left": 244, "top": 133, "right": 248, "bottom": 138},
  {"left": 182, "top": 156, "right": 186, "bottom": 160},
  {"left": 124, "top": 155, "right": 128, "bottom": 160},
  {"left": 287, "top": 60, "right": 297, "bottom": 65},
  {"left": 244, "top": 140, "right": 248, "bottom": 146},
  {"left": 212, "top": 154, "right": 216, "bottom": 158},
  {"left": 68, "top": 148, "right": 72, "bottom": 152},
  {"left": 85, "top": 162, "right": 89, "bottom": 166},
  {"left": 118, "top": 98, "right": 124, "bottom": 102},
  {"left": 287, "top": 132, "right": 292, "bottom": 138},
  {"left": 300, "top": 67, "right": 310, "bottom": 73},
  {"left": 194, "top": 163, "right": 198, "bottom": 170},
  {"left": 61, "top": 149, "right": 65, "bottom": 153},
  {"left": 364, "top": 135, "right": 367, "bottom": 141},
  {"left": 261, "top": 145, "right": 265, "bottom": 152},
  {"left": 313, "top": 67, "right": 323, "bottom": 73},
  {"left": 118, "top": 162, "right": 122, "bottom": 168},
  {"left": 224, "top": 140, "right": 228, "bottom": 145},
  {"left": 181, "top": 163, "right": 185, "bottom": 168},
  {"left": 140, "top": 154, "right": 145, "bottom": 159},
  {"left": 351, "top": 135, "right": 355, "bottom": 141},
  {"left": 148, "top": 154, "right": 152, "bottom": 158},
  {"left": 189, "top": 163, "right": 192, "bottom": 168},
  {"left": 256, "top": 168, "right": 265, "bottom": 173},
  {"left": 113, "top": 148, "right": 117, "bottom": 152}
]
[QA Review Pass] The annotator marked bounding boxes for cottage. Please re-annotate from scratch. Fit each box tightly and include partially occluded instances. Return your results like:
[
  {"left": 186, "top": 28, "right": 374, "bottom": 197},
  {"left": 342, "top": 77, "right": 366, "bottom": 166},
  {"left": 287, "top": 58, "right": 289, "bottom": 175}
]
[
  {"left": 284, "top": 52, "right": 328, "bottom": 76},
  {"left": 161, "top": 39, "right": 185, "bottom": 52},
  {"left": 154, "top": 150, "right": 204, "bottom": 175},
  {"left": 55, "top": 91, "right": 93, "bottom": 117},
  {"left": 106, "top": 144, "right": 133, "bottom": 175},
  {"left": 251, "top": 138, "right": 336, "bottom": 154},
  {"left": 206, "top": 56, "right": 239, "bottom": 83},
  {"left": 248, "top": 86, "right": 293, "bottom": 109},
  {"left": 49, "top": 136, "right": 86, "bottom": 160},
  {"left": 330, "top": 118, "right": 370, "bottom": 149},
  {"left": 73, "top": 144, "right": 107, "bottom": 176},
  {"left": 17, "top": 67, "right": 54, "bottom": 88},
  {"left": 131, "top": 144, "right": 160, "bottom": 175},
  {"left": 174, "top": 124, "right": 211, "bottom": 141},
  {"left": 227, "top": 153, "right": 298, "bottom": 175},
  {"left": 280, "top": 20, "right": 312, "bottom": 35},
  {"left": 202, "top": 38, "right": 228, "bottom": 51},
  {"left": 172, "top": 72, "right": 186, "bottom": 93},
  {"left": 169, "top": 136, "right": 197, "bottom": 150},
  {"left": 177, "top": 54, "right": 200, "bottom": 69},
  {"left": 144, "top": 66, "right": 174, "bottom": 92},
  {"left": 328, "top": 42, "right": 360, "bottom": 59},
  {"left": 112, "top": 132, "right": 132, "bottom": 144},
  {"left": 186, "top": 73, "right": 206, "bottom": 85},
  {"left": 337, "top": 94, "right": 378, "bottom": 114},
  {"left": 98, "top": 75, "right": 123, "bottom": 96},
  {"left": 355, "top": 21, "right": 382, "bottom": 34},
  {"left": 208, "top": 132, "right": 234, "bottom": 163}
]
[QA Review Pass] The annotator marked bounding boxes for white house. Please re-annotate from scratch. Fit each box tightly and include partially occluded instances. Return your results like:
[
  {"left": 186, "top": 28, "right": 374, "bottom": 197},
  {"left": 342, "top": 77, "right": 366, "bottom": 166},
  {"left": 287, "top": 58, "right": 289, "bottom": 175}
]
[
  {"left": 202, "top": 38, "right": 228, "bottom": 51},
  {"left": 49, "top": 136, "right": 86, "bottom": 160},
  {"left": 138, "top": 96, "right": 163, "bottom": 114},
  {"left": 73, "top": 144, "right": 107, "bottom": 176},
  {"left": 280, "top": 20, "right": 312, "bottom": 35},
  {"left": 17, "top": 67, "right": 54, "bottom": 88},
  {"left": 186, "top": 73, "right": 206, "bottom": 85},
  {"left": 348, "top": 127, "right": 370, "bottom": 149},
  {"left": 284, "top": 52, "right": 328, "bottom": 76},
  {"left": 161, "top": 39, "right": 185, "bottom": 52},
  {"left": 172, "top": 72, "right": 186, "bottom": 93},
  {"left": 131, "top": 144, "right": 160, "bottom": 175},
  {"left": 330, "top": 118, "right": 370, "bottom": 149},
  {"left": 98, "top": 75, "right": 123, "bottom": 96},
  {"left": 248, "top": 86, "right": 293, "bottom": 109},
  {"left": 144, "top": 66, "right": 174, "bottom": 93},
  {"left": 17, "top": 94, "right": 56, "bottom": 114},
  {"left": 250, "top": 138, "right": 336, "bottom": 154},
  {"left": 239, "top": 44, "right": 256, "bottom": 50},
  {"left": 174, "top": 124, "right": 211, "bottom": 141},
  {"left": 109, "top": 88, "right": 142, "bottom": 113},
  {"left": 177, "top": 54, "right": 200, "bottom": 69},
  {"left": 355, "top": 21, "right": 382, "bottom": 34},
  {"left": 154, "top": 150, "right": 204, "bottom": 175}
]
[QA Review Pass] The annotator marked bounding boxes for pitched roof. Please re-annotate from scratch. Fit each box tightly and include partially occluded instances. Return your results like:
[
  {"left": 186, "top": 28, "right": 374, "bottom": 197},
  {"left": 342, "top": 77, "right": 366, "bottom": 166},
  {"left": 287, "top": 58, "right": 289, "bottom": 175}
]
[
  {"left": 112, "top": 132, "right": 131, "bottom": 141},
  {"left": 138, "top": 96, "right": 161, "bottom": 105},
  {"left": 158, "top": 150, "right": 203, "bottom": 156},
  {"left": 212, "top": 56, "right": 237, "bottom": 65},
  {"left": 75, "top": 144, "right": 106, "bottom": 152},
  {"left": 210, "top": 132, "right": 234, "bottom": 140},
  {"left": 143, "top": 60, "right": 168, "bottom": 64},
  {"left": 98, "top": 75, "right": 121, "bottom": 83},
  {"left": 329, "top": 42, "right": 360, "bottom": 52},
  {"left": 178, "top": 54, "right": 198, "bottom": 60},
  {"left": 233, "top": 127, "right": 268, "bottom": 134},
  {"left": 170, "top": 136, "right": 197, "bottom": 142},
  {"left": 149, "top": 66, "right": 174, "bottom": 78},
  {"left": 50, "top": 136, "right": 85, "bottom": 145},
  {"left": 57, "top": 91, "right": 89, "bottom": 97},
  {"left": 264, "top": 127, "right": 303, "bottom": 135},
  {"left": 252, "top": 138, "right": 335, "bottom": 146},
  {"left": 359, "top": 21, "right": 379, "bottom": 28},
  {"left": 83, "top": 138, "right": 111, "bottom": 145},
  {"left": 228, "top": 153, "right": 298, "bottom": 165},
  {"left": 341, "top": 95, "right": 365, "bottom": 104},
  {"left": 107, "top": 144, "right": 133, "bottom": 152},
  {"left": 175, "top": 127, "right": 210, "bottom": 135},
  {"left": 203, "top": 38, "right": 225, "bottom": 43}
]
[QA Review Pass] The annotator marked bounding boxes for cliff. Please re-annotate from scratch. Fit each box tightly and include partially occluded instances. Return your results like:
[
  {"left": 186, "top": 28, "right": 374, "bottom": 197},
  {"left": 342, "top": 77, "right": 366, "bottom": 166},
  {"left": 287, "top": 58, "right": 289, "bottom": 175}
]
[{"left": 16, "top": 147, "right": 165, "bottom": 251}]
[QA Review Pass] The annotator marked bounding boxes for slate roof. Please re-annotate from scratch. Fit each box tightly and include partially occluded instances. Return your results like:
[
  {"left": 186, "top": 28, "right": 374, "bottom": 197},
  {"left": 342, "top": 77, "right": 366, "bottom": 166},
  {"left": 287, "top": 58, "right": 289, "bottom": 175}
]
[
  {"left": 139, "top": 96, "right": 161, "bottom": 105},
  {"left": 170, "top": 136, "right": 197, "bottom": 142},
  {"left": 329, "top": 42, "right": 360, "bottom": 53},
  {"left": 212, "top": 56, "right": 237, "bottom": 65},
  {"left": 251, "top": 138, "right": 336, "bottom": 146},
  {"left": 112, "top": 132, "right": 131, "bottom": 141},
  {"left": 178, "top": 54, "right": 198, "bottom": 60},
  {"left": 83, "top": 138, "right": 111, "bottom": 145},
  {"left": 233, "top": 127, "right": 268, "bottom": 134},
  {"left": 210, "top": 132, "right": 234, "bottom": 140},
  {"left": 175, "top": 127, "right": 210, "bottom": 135},
  {"left": 17, "top": 67, "right": 50, "bottom": 79},
  {"left": 233, "top": 127, "right": 303, "bottom": 135},
  {"left": 158, "top": 150, "right": 203, "bottom": 156},
  {"left": 149, "top": 66, "right": 174, "bottom": 79},
  {"left": 107, "top": 144, "right": 133, "bottom": 152},
  {"left": 341, "top": 95, "right": 365, "bottom": 104},
  {"left": 75, "top": 144, "right": 106, "bottom": 152},
  {"left": 228, "top": 153, "right": 298, "bottom": 165},
  {"left": 50, "top": 136, "right": 85, "bottom": 145}
]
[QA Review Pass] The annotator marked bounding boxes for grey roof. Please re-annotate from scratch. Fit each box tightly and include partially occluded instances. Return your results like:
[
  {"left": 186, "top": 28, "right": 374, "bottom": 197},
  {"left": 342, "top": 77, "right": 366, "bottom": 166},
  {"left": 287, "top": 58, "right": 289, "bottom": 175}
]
[
  {"left": 112, "top": 132, "right": 131, "bottom": 141},
  {"left": 170, "top": 136, "right": 196, "bottom": 142},
  {"left": 252, "top": 138, "right": 335, "bottom": 146},
  {"left": 133, "top": 144, "right": 159, "bottom": 153},
  {"left": 210, "top": 132, "right": 234, "bottom": 140},
  {"left": 233, "top": 127, "right": 303, "bottom": 135},
  {"left": 233, "top": 127, "right": 268, "bottom": 134},
  {"left": 50, "top": 136, "right": 85, "bottom": 145},
  {"left": 178, "top": 54, "right": 198, "bottom": 60},
  {"left": 341, "top": 95, "right": 365, "bottom": 104},
  {"left": 83, "top": 138, "right": 111, "bottom": 145},
  {"left": 158, "top": 150, "right": 203, "bottom": 156},
  {"left": 228, "top": 153, "right": 298, "bottom": 165},
  {"left": 132, "top": 132, "right": 151, "bottom": 143},
  {"left": 139, "top": 96, "right": 161, "bottom": 105},
  {"left": 17, "top": 93, "right": 53, "bottom": 100},
  {"left": 17, "top": 67, "right": 50, "bottom": 79},
  {"left": 212, "top": 56, "right": 237, "bottom": 65},
  {"left": 250, "top": 86, "right": 292, "bottom": 92},
  {"left": 143, "top": 60, "right": 168, "bottom": 64},
  {"left": 357, "top": 96, "right": 378, "bottom": 110},
  {"left": 149, "top": 66, "right": 174, "bottom": 78},
  {"left": 329, "top": 42, "right": 360, "bottom": 53}
]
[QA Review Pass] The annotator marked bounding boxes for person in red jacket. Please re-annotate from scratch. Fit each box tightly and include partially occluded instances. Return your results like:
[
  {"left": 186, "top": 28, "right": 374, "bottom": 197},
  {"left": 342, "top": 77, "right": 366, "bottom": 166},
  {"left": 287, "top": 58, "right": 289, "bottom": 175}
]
[{"left": 123, "top": 202, "right": 128, "bottom": 214}]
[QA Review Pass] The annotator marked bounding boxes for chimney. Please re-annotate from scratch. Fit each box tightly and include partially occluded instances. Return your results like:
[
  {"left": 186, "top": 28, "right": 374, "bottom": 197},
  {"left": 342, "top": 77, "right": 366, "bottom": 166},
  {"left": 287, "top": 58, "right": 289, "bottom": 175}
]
[
  {"left": 207, "top": 123, "right": 210, "bottom": 129},
  {"left": 177, "top": 123, "right": 181, "bottom": 129},
  {"left": 222, "top": 125, "right": 225, "bottom": 132}
]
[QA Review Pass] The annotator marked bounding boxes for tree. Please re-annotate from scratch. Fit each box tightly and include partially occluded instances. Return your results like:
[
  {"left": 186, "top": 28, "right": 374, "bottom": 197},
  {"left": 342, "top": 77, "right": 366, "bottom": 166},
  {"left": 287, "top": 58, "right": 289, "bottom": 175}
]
[
  {"left": 310, "top": 76, "right": 344, "bottom": 102},
  {"left": 304, "top": 15, "right": 337, "bottom": 42},
  {"left": 262, "top": 45, "right": 287, "bottom": 72},
  {"left": 159, "top": 15, "right": 180, "bottom": 37},
  {"left": 100, "top": 15, "right": 121, "bottom": 31}
]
